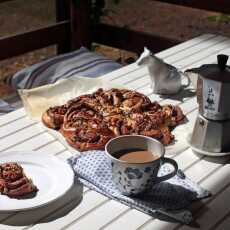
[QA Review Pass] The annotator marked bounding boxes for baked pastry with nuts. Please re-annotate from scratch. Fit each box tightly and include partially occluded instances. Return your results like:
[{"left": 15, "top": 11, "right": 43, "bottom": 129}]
[{"left": 42, "top": 88, "right": 185, "bottom": 151}]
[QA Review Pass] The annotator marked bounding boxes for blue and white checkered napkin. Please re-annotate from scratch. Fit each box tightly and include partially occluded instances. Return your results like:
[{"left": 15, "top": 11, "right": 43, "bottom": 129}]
[{"left": 68, "top": 151, "right": 210, "bottom": 224}]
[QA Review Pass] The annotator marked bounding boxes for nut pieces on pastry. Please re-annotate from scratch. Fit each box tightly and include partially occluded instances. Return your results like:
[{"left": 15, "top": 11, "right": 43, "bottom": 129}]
[
  {"left": 0, "top": 163, "right": 38, "bottom": 198},
  {"left": 42, "top": 88, "right": 185, "bottom": 151}
]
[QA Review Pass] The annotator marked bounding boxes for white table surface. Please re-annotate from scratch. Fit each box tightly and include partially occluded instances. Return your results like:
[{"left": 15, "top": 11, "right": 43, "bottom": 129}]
[{"left": 1, "top": 34, "right": 230, "bottom": 230}]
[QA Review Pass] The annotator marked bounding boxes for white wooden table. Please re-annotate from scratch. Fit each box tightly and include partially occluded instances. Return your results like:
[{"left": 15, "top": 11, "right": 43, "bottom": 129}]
[{"left": 1, "top": 34, "right": 230, "bottom": 230}]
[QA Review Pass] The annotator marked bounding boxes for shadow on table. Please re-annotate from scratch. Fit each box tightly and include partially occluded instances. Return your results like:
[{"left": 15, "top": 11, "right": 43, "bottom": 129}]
[
  {"left": 193, "top": 151, "right": 230, "bottom": 164},
  {"left": 159, "top": 87, "right": 196, "bottom": 102},
  {"left": 149, "top": 199, "right": 213, "bottom": 229},
  {"left": 152, "top": 210, "right": 200, "bottom": 228},
  {"left": 0, "top": 178, "right": 83, "bottom": 226}
]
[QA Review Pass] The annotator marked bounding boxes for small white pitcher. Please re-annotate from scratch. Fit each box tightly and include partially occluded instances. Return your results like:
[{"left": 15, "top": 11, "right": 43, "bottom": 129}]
[{"left": 136, "top": 47, "right": 190, "bottom": 95}]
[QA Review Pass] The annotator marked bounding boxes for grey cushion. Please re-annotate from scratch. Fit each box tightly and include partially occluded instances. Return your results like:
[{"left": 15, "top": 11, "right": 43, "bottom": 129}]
[{"left": 6, "top": 47, "right": 121, "bottom": 89}]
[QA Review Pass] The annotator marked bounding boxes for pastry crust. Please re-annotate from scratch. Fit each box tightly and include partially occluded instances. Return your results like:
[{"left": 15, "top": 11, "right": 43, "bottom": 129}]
[
  {"left": 0, "top": 163, "right": 38, "bottom": 198},
  {"left": 42, "top": 105, "right": 68, "bottom": 129},
  {"left": 42, "top": 88, "right": 185, "bottom": 151},
  {"left": 65, "top": 126, "right": 115, "bottom": 151}
]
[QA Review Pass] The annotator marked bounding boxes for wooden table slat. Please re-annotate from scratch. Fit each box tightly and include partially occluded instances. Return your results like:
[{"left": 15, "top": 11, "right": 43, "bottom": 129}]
[
  {"left": 0, "top": 108, "right": 26, "bottom": 127},
  {"left": 102, "top": 209, "right": 152, "bottom": 230},
  {"left": 175, "top": 40, "right": 230, "bottom": 70},
  {"left": 181, "top": 45, "right": 230, "bottom": 71},
  {"left": 64, "top": 200, "right": 130, "bottom": 230},
  {"left": 35, "top": 140, "right": 67, "bottom": 154},
  {"left": 164, "top": 35, "right": 228, "bottom": 64},
  {"left": 26, "top": 191, "right": 109, "bottom": 230},
  {"left": 0, "top": 117, "right": 36, "bottom": 139},
  {"left": 157, "top": 34, "right": 217, "bottom": 59}
]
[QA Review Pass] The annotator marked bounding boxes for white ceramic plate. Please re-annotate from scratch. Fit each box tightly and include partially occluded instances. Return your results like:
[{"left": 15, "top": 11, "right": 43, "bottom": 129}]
[
  {"left": 186, "top": 133, "right": 230, "bottom": 157},
  {"left": 0, "top": 151, "right": 74, "bottom": 212}
]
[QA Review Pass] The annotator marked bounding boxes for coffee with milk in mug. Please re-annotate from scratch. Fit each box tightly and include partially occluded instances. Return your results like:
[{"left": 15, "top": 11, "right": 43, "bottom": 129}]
[{"left": 114, "top": 149, "right": 160, "bottom": 163}]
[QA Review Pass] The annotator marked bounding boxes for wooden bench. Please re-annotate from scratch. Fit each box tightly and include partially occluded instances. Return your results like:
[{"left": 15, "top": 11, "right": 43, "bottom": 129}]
[{"left": 0, "top": 0, "right": 229, "bottom": 61}]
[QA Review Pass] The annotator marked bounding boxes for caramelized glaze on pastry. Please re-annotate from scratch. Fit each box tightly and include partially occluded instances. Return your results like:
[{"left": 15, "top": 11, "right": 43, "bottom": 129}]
[
  {"left": 42, "top": 88, "right": 185, "bottom": 151},
  {"left": 0, "top": 163, "right": 38, "bottom": 198}
]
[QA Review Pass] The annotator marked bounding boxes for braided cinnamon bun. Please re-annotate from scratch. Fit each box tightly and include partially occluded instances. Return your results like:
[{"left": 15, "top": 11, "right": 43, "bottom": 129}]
[
  {"left": 162, "top": 105, "right": 185, "bottom": 127},
  {"left": 67, "top": 94, "right": 101, "bottom": 112},
  {"left": 42, "top": 88, "right": 186, "bottom": 151},
  {"left": 42, "top": 94, "right": 101, "bottom": 129},
  {"left": 120, "top": 89, "right": 151, "bottom": 112},
  {"left": 42, "top": 105, "right": 68, "bottom": 129},
  {"left": 94, "top": 88, "right": 123, "bottom": 107},
  {"left": 60, "top": 103, "right": 102, "bottom": 139},
  {"left": 60, "top": 104, "right": 115, "bottom": 151},
  {"left": 104, "top": 113, "right": 126, "bottom": 136},
  {"left": 65, "top": 124, "right": 115, "bottom": 151}
]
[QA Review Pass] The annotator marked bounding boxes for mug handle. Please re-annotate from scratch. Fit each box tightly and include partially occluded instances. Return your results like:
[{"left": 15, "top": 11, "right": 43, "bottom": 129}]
[
  {"left": 180, "top": 71, "right": 191, "bottom": 88},
  {"left": 155, "top": 157, "right": 178, "bottom": 184}
]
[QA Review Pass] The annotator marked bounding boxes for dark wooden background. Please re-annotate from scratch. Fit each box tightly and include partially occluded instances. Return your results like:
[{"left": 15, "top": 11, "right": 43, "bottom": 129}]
[{"left": 0, "top": 0, "right": 229, "bottom": 61}]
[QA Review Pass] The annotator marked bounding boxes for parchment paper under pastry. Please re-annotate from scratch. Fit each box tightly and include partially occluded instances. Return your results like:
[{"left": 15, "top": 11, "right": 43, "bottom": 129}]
[{"left": 18, "top": 76, "right": 123, "bottom": 120}]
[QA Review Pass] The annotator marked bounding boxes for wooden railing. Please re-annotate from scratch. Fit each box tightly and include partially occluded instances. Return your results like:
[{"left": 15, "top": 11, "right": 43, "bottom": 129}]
[
  {"left": 0, "top": 21, "right": 69, "bottom": 60},
  {"left": 92, "top": 24, "right": 179, "bottom": 54},
  {"left": 0, "top": 0, "right": 229, "bottom": 62},
  {"left": 0, "top": 0, "right": 71, "bottom": 61}
]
